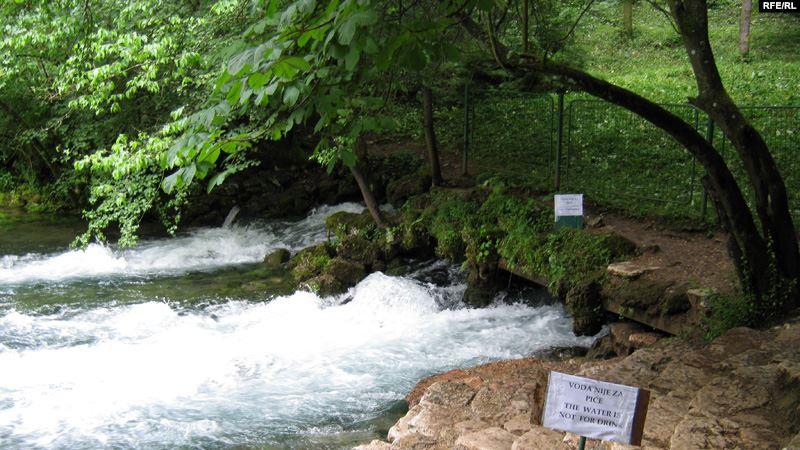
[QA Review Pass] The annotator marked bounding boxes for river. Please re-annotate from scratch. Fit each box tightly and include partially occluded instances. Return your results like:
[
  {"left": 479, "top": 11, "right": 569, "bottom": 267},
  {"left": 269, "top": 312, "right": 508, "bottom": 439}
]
[{"left": 0, "top": 204, "right": 594, "bottom": 449}]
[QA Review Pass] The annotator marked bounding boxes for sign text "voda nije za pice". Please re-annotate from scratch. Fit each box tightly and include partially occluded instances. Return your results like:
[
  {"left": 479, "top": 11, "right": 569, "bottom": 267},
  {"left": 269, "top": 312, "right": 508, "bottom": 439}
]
[{"left": 759, "top": 1, "right": 799, "bottom": 11}]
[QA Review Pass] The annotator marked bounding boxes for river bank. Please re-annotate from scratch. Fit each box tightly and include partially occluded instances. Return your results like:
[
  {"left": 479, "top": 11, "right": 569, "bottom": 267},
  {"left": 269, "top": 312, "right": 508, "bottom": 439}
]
[{"left": 356, "top": 315, "right": 800, "bottom": 449}]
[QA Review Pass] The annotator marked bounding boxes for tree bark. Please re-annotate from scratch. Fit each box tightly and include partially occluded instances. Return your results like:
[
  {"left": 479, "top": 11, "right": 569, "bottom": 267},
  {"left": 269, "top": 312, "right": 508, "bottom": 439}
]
[
  {"left": 739, "top": 0, "right": 752, "bottom": 56},
  {"left": 520, "top": 61, "right": 771, "bottom": 299},
  {"left": 353, "top": 137, "right": 385, "bottom": 227},
  {"left": 623, "top": 0, "right": 633, "bottom": 38},
  {"left": 669, "top": 0, "right": 799, "bottom": 303},
  {"left": 457, "top": 8, "right": 796, "bottom": 304},
  {"left": 523, "top": 0, "right": 529, "bottom": 53},
  {"left": 422, "top": 86, "right": 443, "bottom": 186}
]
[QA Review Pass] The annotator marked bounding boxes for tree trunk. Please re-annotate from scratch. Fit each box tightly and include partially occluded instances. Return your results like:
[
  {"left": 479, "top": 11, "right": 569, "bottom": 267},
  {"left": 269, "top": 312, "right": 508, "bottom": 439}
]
[
  {"left": 523, "top": 61, "right": 771, "bottom": 300},
  {"left": 422, "top": 86, "right": 443, "bottom": 186},
  {"left": 353, "top": 137, "right": 385, "bottom": 227},
  {"left": 522, "top": 0, "right": 529, "bottom": 53},
  {"left": 623, "top": 0, "right": 633, "bottom": 38},
  {"left": 739, "top": 0, "right": 752, "bottom": 56},
  {"left": 669, "top": 0, "right": 799, "bottom": 305},
  {"left": 457, "top": 9, "right": 795, "bottom": 304}
]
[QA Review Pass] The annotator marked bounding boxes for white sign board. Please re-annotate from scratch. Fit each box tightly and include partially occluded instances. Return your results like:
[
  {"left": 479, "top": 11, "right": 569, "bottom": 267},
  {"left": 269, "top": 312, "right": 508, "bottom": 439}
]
[
  {"left": 542, "top": 371, "right": 649, "bottom": 445},
  {"left": 554, "top": 194, "right": 583, "bottom": 217}
]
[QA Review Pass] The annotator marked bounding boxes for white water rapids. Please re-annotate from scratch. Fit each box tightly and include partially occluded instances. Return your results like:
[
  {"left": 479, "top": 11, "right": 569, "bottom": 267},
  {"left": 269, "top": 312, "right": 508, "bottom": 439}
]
[{"left": 0, "top": 203, "right": 596, "bottom": 449}]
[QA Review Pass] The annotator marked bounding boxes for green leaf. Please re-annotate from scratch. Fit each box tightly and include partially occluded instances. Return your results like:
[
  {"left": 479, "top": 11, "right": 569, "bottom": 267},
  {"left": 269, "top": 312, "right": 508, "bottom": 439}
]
[
  {"left": 283, "top": 85, "right": 300, "bottom": 106},
  {"left": 227, "top": 48, "right": 254, "bottom": 76},
  {"left": 207, "top": 171, "right": 228, "bottom": 193},
  {"left": 163, "top": 170, "right": 181, "bottom": 194},
  {"left": 248, "top": 72, "right": 270, "bottom": 89},
  {"left": 282, "top": 56, "right": 311, "bottom": 72},
  {"left": 338, "top": 10, "right": 377, "bottom": 46},
  {"left": 344, "top": 47, "right": 360, "bottom": 71},
  {"left": 182, "top": 163, "right": 197, "bottom": 186},
  {"left": 226, "top": 79, "right": 243, "bottom": 105}
]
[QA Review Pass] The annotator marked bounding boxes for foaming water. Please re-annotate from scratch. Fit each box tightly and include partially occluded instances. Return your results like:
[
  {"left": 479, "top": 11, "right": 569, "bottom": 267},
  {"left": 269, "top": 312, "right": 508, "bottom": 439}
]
[
  {"left": 0, "top": 203, "right": 363, "bottom": 285},
  {"left": 0, "top": 203, "right": 596, "bottom": 448},
  {"left": 0, "top": 272, "right": 593, "bottom": 449}
]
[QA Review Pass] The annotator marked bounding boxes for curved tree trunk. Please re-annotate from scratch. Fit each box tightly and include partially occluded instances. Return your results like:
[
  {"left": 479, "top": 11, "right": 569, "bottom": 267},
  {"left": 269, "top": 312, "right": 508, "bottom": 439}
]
[
  {"left": 457, "top": 9, "right": 796, "bottom": 305},
  {"left": 523, "top": 62, "right": 771, "bottom": 300},
  {"left": 353, "top": 137, "right": 385, "bottom": 227},
  {"left": 422, "top": 86, "right": 443, "bottom": 186},
  {"left": 669, "top": 0, "right": 799, "bottom": 303}
]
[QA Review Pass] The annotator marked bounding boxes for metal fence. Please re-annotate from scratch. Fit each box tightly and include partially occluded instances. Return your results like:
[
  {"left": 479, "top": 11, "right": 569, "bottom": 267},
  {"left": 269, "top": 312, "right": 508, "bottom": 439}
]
[
  {"left": 461, "top": 87, "right": 800, "bottom": 221},
  {"left": 464, "top": 89, "right": 554, "bottom": 185}
]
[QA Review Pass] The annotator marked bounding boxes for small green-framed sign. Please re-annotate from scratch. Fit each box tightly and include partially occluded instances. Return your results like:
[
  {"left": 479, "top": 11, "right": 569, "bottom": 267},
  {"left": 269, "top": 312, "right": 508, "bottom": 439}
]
[{"left": 555, "top": 194, "right": 583, "bottom": 229}]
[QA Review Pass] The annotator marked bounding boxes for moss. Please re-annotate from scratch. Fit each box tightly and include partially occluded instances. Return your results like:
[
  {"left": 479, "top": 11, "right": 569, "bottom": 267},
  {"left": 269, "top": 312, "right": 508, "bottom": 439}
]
[
  {"left": 336, "top": 234, "right": 381, "bottom": 267},
  {"left": 264, "top": 248, "right": 291, "bottom": 267},
  {"left": 325, "top": 210, "right": 377, "bottom": 241},
  {"left": 425, "top": 190, "right": 479, "bottom": 262},
  {"left": 565, "top": 280, "right": 605, "bottom": 336},
  {"left": 290, "top": 244, "right": 333, "bottom": 281},
  {"left": 386, "top": 169, "right": 431, "bottom": 207}
]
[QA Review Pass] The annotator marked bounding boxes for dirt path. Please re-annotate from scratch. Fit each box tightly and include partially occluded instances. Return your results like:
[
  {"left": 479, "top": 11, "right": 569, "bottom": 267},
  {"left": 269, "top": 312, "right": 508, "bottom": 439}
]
[{"left": 588, "top": 212, "right": 736, "bottom": 293}]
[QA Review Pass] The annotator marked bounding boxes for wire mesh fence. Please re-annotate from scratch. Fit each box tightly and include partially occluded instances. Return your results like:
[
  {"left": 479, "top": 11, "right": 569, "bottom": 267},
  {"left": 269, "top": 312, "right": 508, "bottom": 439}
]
[
  {"left": 461, "top": 86, "right": 800, "bottom": 222},
  {"left": 562, "top": 100, "right": 704, "bottom": 218},
  {"left": 715, "top": 106, "right": 800, "bottom": 222},
  {"left": 465, "top": 89, "right": 554, "bottom": 185}
]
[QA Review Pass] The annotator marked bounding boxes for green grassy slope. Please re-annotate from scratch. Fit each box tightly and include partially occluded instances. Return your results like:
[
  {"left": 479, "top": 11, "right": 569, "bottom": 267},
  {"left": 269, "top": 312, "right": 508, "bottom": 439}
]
[{"left": 574, "top": 1, "right": 800, "bottom": 105}]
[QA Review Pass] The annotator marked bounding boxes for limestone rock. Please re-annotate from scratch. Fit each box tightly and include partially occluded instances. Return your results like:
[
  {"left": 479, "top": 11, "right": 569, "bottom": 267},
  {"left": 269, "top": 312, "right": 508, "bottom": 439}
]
[
  {"left": 607, "top": 261, "right": 658, "bottom": 279},
  {"left": 609, "top": 321, "right": 646, "bottom": 356},
  {"left": 454, "top": 427, "right": 516, "bottom": 450},
  {"left": 628, "top": 332, "right": 661, "bottom": 349},
  {"left": 511, "top": 427, "right": 569, "bottom": 450},
  {"left": 354, "top": 440, "right": 393, "bottom": 450},
  {"left": 503, "top": 414, "right": 532, "bottom": 435},
  {"left": 420, "top": 382, "right": 476, "bottom": 408},
  {"left": 360, "top": 320, "right": 800, "bottom": 450},
  {"left": 586, "top": 335, "right": 616, "bottom": 360},
  {"left": 387, "top": 173, "right": 431, "bottom": 208}
]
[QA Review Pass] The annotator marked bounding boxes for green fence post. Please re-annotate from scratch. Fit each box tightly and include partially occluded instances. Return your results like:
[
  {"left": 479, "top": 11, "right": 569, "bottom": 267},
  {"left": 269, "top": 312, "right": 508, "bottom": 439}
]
[
  {"left": 462, "top": 84, "right": 470, "bottom": 176},
  {"left": 701, "top": 116, "right": 714, "bottom": 220},
  {"left": 554, "top": 90, "right": 565, "bottom": 191}
]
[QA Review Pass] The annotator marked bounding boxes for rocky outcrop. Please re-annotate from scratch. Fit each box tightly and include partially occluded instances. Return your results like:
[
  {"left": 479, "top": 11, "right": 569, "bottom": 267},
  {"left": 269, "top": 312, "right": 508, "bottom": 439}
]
[
  {"left": 356, "top": 318, "right": 800, "bottom": 449},
  {"left": 263, "top": 248, "right": 291, "bottom": 267}
]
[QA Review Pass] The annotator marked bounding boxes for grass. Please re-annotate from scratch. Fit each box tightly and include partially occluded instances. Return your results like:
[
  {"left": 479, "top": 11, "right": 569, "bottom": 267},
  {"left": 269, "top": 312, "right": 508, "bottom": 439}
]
[
  {"left": 390, "top": 4, "right": 800, "bottom": 223},
  {"left": 574, "top": 1, "right": 800, "bottom": 105}
]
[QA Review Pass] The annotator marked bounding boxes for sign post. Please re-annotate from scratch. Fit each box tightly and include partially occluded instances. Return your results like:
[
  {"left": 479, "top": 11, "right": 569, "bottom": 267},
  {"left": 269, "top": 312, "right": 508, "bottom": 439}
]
[
  {"left": 554, "top": 194, "right": 583, "bottom": 229},
  {"left": 542, "top": 371, "right": 650, "bottom": 446}
]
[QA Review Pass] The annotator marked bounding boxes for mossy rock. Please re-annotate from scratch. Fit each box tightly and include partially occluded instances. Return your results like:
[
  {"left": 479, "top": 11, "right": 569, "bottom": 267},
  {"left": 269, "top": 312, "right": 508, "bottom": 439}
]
[
  {"left": 396, "top": 219, "right": 434, "bottom": 257},
  {"left": 264, "top": 248, "right": 291, "bottom": 267},
  {"left": 323, "top": 257, "right": 367, "bottom": 288},
  {"left": 387, "top": 172, "right": 431, "bottom": 207},
  {"left": 565, "top": 279, "right": 605, "bottom": 336},
  {"left": 402, "top": 192, "right": 432, "bottom": 213},
  {"left": 610, "top": 279, "right": 672, "bottom": 310},
  {"left": 325, "top": 210, "right": 376, "bottom": 240},
  {"left": 661, "top": 287, "right": 692, "bottom": 315},
  {"left": 384, "top": 258, "right": 409, "bottom": 276},
  {"left": 289, "top": 244, "right": 333, "bottom": 281},
  {"left": 463, "top": 285, "right": 497, "bottom": 308},
  {"left": 336, "top": 234, "right": 381, "bottom": 267},
  {"left": 301, "top": 273, "right": 343, "bottom": 297}
]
